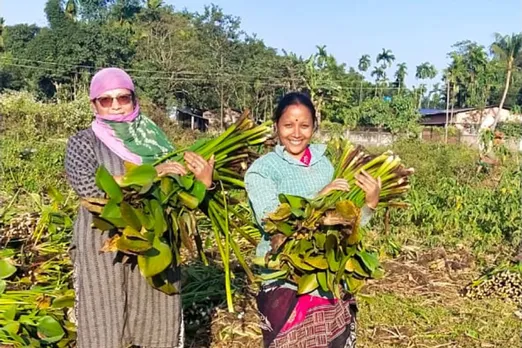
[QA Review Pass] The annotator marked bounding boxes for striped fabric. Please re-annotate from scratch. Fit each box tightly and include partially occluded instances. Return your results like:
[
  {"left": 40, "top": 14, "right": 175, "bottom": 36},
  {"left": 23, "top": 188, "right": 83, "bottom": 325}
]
[{"left": 65, "top": 129, "right": 183, "bottom": 348}]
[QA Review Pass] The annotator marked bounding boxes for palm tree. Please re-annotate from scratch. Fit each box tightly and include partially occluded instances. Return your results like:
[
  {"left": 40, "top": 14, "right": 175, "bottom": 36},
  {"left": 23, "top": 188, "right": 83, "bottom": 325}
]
[
  {"left": 376, "top": 48, "right": 395, "bottom": 68},
  {"left": 147, "top": 0, "right": 164, "bottom": 10},
  {"left": 394, "top": 62, "right": 407, "bottom": 94},
  {"left": 65, "top": 0, "right": 77, "bottom": 20},
  {"left": 0, "top": 17, "right": 4, "bottom": 52},
  {"left": 490, "top": 32, "right": 522, "bottom": 128},
  {"left": 415, "top": 62, "right": 438, "bottom": 108},
  {"left": 358, "top": 54, "right": 371, "bottom": 73},
  {"left": 371, "top": 65, "right": 386, "bottom": 96},
  {"left": 357, "top": 54, "right": 371, "bottom": 103}
]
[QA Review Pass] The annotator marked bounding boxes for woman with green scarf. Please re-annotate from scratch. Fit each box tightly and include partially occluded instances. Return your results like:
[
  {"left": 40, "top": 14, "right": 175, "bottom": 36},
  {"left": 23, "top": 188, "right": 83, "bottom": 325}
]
[{"left": 64, "top": 67, "right": 212, "bottom": 348}]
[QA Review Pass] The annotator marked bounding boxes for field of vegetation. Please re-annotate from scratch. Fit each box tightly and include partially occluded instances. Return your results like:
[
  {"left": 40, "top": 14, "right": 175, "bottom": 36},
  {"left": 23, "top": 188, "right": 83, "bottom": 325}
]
[
  {"left": 1, "top": 1, "right": 522, "bottom": 347},
  {"left": 1, "top": 92, "right": 521, "bottom": 347}
]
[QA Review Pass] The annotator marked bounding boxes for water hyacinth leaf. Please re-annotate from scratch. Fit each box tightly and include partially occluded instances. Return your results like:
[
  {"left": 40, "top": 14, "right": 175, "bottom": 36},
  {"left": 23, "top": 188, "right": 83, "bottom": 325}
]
[
  {"left": 276, "top": 221, "right": 294, "bottom": 237},
  {"left": 178, "top": 191, "right": 199, "bottom": 210},
  {"left": 0, "top": 279, "right": 6, "bottom": 295},
  {"left": 347, "top": 276, "right": 365, "bottom": 293},
  {"left": 51, "top": 295, "right": 75, "bottom": 309},
  {"left": 92, "top": 216, "right": 115, "bottom": 231},
  {"left": 190, "top": 180, "right": 207, "bottom": 204},
  {"left": 123, "top": 160, "right": 139, "bottom": 172},
  {"left": 160, "top": 177, "right": 174, "bottom": 196},
  {"left": 95, "top": 166, "right": 123, "bottom": 203},
  {"left": 283, "top": 254, "right": 314, "bottom": 271},
  {"left": 325, "top": 234, "right": 340, "bottom": 272},
  {"left": 297, "top": 273, "right": 319, "bottom": 295},
  {"left": 138, "top": 236, "right": 173, "bottom": 278},
  {"left": 257, "top": 269, "right": 288, "bottom": 281},
  {"left": 117, "top": 234, "right": 152, "bottom": 254},
  {"left": 175, "top": 174, "right": 194, "bottom": 190},
  {"left": 100, "top": 199, "right": 126, "bottom": 228},
  {"left": 267, "top": 203, "right": 292, "bottom": 221},
  {"left": 151, "top": 199, "right": 167, "bottom": 237},
  {"left": 135, "top": 206, "right": 154, "bottom": 231},
  {"left": 305, "top": 256, "right": 328, "bottom": 270},
  {"left": 297, "top": 240, "right": 313, "bottom": 255},
  {"left": 278, "top": 194, "right": 306, "bottom": 209},
  {"left": 346, "top": 228, "right": 363, "bottom": 245},
  {"left": 335, "top": 200, "right": 360, "bottom": 221},
  {"left": 291, "top": 208, "right": 305, "bottom": 217},
  {"left": 314, "top": 233, "right": 326, "bottom": 249},
  {"left": 122, "top": 226, "right": 148, "bottom": 241},
  {"left": 120, "top": 202, "right": 142, "bottom": 231},
  {"left": 345, "top": 257, "right": 369, "bottom": 277},
  {"left": 357, "top": 250, "right": 380, "bottom": 273},
  {"left": 0, "top": 259, "right": 17, "bottom": 279},
  {"left": 36, "top": 316, "right": 65, "bottom": 344},
  {"left": 120, "top": 164, "right": 157, "bottom": 187},
  {"left": 317, "top": 271, "right": 328, "bottom": 292},
  {"left": 147, "top": 272, "right": 179, "bottom": 295}
]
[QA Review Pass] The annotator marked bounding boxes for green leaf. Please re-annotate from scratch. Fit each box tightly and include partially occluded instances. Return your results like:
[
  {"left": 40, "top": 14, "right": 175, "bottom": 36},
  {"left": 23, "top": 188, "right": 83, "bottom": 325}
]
[
  {"left": 291, "top": 208, "right": 305, "bottom": 217},
  {"left": 138, "top": 236, "right": 173, "bottom": 278},
  {"left": 174, "top": 174, "right": 194, "bottom": 190},
  {"left": 314, "top": 233, "right": 326, "bottom": 249},
  {"left": 346, "top": 276, "right": 365, "bottom": 293},
  {"left": 276, "top": 221, "right": 294, "bottom": 237},
  {"left": 297, "top": 273, "right": 319, "bottom": 295},
  {"left": 95, "top": 166, "right": 123, "bottom": 203},
  {"left": 51, "top": 295, "right": 75, "bottom": 309},
  {"left": 120, "top": 164, "right": 157, "bottom": 187},
  {"left": 100, "top": 199, "right": 125, "bottom": 228},
  {"left": 151, "top": 199, "right": 167, "bottom": 237},
  {"left": 0, "top": 259, "right": 17, "bottom": 279},
  {"left": 257, "top": 269, "right": 288, "bottom": 281},
  {"left": 160, "top": 177, "right": 174, "bottom": 196},
  {"left": 345, "top": 258, "right": 369, "bottom": 277},
  {"left": 0, "top": 279, "right": 6, "bottom": 295},
  {"left": 325, "top": 234, "right": 340, "bottom": 272},
  {"left": 147, "top": 272, "right": 179, "bottom": 295},
  {"left": 267, "top": 203, "right": 292, "bottom": 221},
  {"left": 282, "top": 254, "right": 314, "bottom": 271},
  {"left": 357, "top": 250, "right": 380, "bottom": 273},
  {"left": 317, "top": 272, "right": 328, "bottom": 292},
  {"left": 92, "top": 216, "right": 115, "bottom": 231},
  {"left": 37, "top": 316, "right": 65, "bottom": 344},
  {"left": 116, "top": 234, "right": 152, "bottom": 254},
  {"left": 3, "top": 322, "right": 20, "bottom": 335},
  {"left": 122, "top": 226, "right": 148, "bottom": 241},
  {"left": 178, "top": 191, "right": 199, "bottom": 209},
  {"left": 120, "top": 202, "right": 142, "bottom": 231},
  {"left": 3, "top": 305, "right": 16, "bottom": 320},
  {"left": 190, "top": 180, "right": 207, "bottom": 203},
  {"left": 304, "top": 256, "right": 328, "bottom": 270},
  {"left": 278, "top": 194, "right": 306, "bottom": 210}
]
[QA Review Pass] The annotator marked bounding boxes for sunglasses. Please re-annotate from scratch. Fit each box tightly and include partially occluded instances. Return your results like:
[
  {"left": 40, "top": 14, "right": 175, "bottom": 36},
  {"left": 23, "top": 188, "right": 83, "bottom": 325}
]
[{"left": 96, "top": 94, "right": 133, "bottom": 108}]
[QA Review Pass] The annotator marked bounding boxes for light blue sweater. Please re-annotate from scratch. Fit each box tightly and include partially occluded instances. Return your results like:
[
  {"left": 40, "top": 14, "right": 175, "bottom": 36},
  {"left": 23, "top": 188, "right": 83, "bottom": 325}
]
[{"left": 244, "top": 144, "right": 373, "bottom": 294}]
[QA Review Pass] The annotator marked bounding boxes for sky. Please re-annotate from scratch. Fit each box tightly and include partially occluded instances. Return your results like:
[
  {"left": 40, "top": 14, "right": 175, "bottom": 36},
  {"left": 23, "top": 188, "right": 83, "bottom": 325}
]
[{"left": 1, "top": 0, "right": 521, "bottom": 88}]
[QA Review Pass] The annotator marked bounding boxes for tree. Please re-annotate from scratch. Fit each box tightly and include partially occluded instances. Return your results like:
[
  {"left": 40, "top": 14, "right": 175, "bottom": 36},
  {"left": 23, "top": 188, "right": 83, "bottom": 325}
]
[
  {"left": 371, "top": 65, "right": 386, "bottom": 95},
  {"left": 376, "top": 48, "right": 395, "bottom": 68},
  {"left": 0, "top": 18, "right": 5, "bottom": 52},
  {"left": 358, "top": 54, "right": 371, "bottom": 73},
  {"left": 394, "top": 62, "right": 407, "bottom": 94},
  {"left": 415, "top": 62, "right": 437, "bottom": 108},
  {"left": 490, "top": 32, "right": 522, "bottom": 128}
]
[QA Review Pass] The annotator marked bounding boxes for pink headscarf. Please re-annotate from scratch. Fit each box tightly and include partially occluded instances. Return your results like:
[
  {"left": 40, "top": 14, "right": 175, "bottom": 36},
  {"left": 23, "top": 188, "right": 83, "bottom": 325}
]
[{"left": 90, "top": 67, "right": 142, "bottom": 164}]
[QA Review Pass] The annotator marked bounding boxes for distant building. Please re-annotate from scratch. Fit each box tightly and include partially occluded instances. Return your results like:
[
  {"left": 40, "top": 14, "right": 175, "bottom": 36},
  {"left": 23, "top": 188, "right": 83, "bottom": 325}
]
[{"left": 419, "top": 106, "right": 522, "bottom": 135}]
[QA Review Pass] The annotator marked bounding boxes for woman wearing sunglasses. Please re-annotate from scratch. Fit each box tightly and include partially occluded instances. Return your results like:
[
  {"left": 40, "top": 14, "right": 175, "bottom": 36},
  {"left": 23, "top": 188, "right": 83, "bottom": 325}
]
[{"left": 64, "top": 67, "right": 214, "bottom": 348}]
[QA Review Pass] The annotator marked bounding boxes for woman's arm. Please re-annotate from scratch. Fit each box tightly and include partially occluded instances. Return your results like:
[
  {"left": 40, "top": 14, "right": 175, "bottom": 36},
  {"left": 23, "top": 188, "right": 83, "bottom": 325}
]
[{"left": 65, "top": 133, "right": 103, "bottom": 198}]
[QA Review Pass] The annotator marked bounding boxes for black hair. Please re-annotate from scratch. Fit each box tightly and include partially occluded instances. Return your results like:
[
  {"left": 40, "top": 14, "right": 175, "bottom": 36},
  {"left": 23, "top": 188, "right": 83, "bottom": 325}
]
[{"left": 274, "top": 92, "right": 317, "bottom": 127}]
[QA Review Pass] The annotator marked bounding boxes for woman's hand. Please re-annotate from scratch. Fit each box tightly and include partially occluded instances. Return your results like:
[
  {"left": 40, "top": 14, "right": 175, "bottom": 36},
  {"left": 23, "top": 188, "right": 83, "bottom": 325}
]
[
  {"left": 155, "top": 161, "right": 187, "bottom": 177},
  {"left": 184, "top": 152, "right": 215, "bottom": 189},
  {"left": 355, "top": 170, "right": 381, "bottom": 209},
  {"left": 318, "top": 178, "right": 350, "bottom": 196}
]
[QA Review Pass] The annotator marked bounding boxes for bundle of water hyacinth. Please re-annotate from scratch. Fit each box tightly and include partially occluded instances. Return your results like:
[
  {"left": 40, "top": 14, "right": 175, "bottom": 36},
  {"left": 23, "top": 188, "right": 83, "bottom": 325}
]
[
  {"left": 254, "top": 139, "right": 414, "bottom": 299},
  {"left": 81, "top": 112, "right": 272, "bottom": 311}
]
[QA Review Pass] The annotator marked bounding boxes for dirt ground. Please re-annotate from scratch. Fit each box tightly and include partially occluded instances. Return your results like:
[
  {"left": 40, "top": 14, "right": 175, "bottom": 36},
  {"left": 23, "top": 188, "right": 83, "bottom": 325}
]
[{"left": 185, "top": 247, "right": 522, "bottom": 347}]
